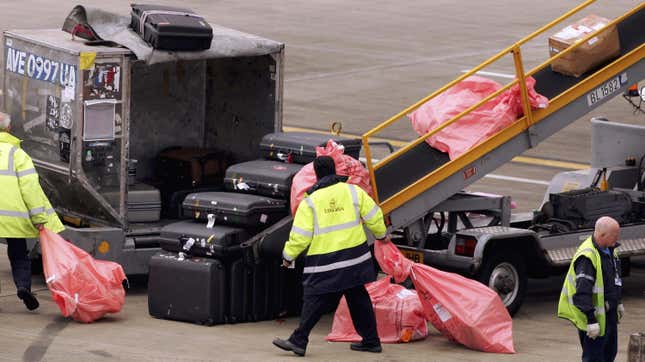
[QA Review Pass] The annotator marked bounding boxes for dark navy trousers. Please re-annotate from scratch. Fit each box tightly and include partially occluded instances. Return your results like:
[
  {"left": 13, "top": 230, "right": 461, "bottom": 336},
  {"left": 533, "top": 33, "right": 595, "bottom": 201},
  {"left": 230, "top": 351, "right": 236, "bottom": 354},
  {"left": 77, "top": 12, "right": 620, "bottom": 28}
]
[
  {"left": 577, "top": 309, "right": 618, "bottom": 362},
  {"left": 6, "top": 238, "right": 32, "bottom": 291}
]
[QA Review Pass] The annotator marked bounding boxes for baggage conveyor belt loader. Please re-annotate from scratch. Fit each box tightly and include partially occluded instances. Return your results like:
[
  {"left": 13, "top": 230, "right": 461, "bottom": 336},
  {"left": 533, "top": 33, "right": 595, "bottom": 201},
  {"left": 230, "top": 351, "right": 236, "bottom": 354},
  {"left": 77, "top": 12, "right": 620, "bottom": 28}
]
[
  {"left": 2, "top": 14, "right": 285, "bottom": 275},
  {"left": 251, "top": 1, "right": 645, "bottom": 315}
]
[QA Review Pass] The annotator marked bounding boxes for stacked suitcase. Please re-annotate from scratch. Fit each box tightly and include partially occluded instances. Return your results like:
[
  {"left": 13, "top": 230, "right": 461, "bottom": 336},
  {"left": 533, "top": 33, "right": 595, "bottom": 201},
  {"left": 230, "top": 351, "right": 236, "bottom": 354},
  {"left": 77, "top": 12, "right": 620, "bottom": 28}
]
[{"left": 148, "top": 132, "right": 361, "bottom": 325}]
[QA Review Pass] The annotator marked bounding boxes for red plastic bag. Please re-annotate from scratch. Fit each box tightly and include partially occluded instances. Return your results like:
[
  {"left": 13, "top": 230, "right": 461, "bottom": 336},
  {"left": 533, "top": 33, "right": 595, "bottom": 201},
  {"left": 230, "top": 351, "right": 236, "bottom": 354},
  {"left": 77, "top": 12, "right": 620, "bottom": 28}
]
[
  {"left": 326, "top": 277, "right": 427, "bottom": 343},
  {"left": 40, "top": 228, "right": 126, "bottom": 323},
  {"left": 374, "top": 241, "right": 515, "bottom": 353},
  {"left": 374, "top": 238, "right": 412, "bottom": 283},
  {"left": 410, "top": 263, "right": 515, "bottom": 353},
  {"left": 409, "top": 76, "right": 548, "bottom": 159},
  {"left": 290, "top": 140, "right": 373, "bottom": 214}
]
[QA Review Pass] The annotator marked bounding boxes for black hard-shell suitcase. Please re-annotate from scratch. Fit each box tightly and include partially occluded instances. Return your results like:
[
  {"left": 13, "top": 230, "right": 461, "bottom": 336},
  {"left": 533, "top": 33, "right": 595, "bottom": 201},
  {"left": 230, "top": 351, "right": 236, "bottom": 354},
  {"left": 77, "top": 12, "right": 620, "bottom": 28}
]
[
  {"left": 249, "top": 261, "right": 271, "bottom": 321},
  {"left": 224, "top": 160, "right": 303, "bottom": 199},
  {"left": 126, "top": 183, "right": 162, "bottom": 222},
  {"left": 159, "top": 220, "right": 249, "bottom": 258},
  {"left": 549, "top": 188, "right": 632, "bottom": 229},
  {"left": 229, "top": 258, "right": 251, "bottom": 323},
  {"left": 182, "top": 192, "right": 288, "bottom": 228},
  {"left": 105, "top": 183, "right": 161, "bottom": 223},
  {"left": 148, "top": 252, "right": 227, "bottom": 325},
  {"left": 259, "top": 132, "right": 362, "bottom": 164},
  {"left": 130, "top": 4, "right": 213, "bottom": 51}
]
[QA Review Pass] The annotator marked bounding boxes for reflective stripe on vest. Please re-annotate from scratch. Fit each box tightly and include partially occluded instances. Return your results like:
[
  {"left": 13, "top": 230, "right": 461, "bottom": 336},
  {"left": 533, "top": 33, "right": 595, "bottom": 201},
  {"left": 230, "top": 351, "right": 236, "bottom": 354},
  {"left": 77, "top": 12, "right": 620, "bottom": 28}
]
[
  {"left": 0, "top": 207, "right": 55, "bottom": 219},
  {"left": 0, "top": 147, "right": 17, "bottom": 176},
  {"left": 303, "top": 251, "right": 371, "bottom": 274},
  {"left": 291, "top": 225, "right": 313, "bottom": 238}
]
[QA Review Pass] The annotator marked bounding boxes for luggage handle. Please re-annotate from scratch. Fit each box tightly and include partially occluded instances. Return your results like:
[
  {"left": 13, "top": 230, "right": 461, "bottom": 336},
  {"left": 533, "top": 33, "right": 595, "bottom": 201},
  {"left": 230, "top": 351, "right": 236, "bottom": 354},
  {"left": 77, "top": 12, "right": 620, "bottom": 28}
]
[
  {"left": 179, "top": 236, "right": 243, "bottom": 255},
  {"left": 138, "top": 10, "right": 205, "bottom": 35}
]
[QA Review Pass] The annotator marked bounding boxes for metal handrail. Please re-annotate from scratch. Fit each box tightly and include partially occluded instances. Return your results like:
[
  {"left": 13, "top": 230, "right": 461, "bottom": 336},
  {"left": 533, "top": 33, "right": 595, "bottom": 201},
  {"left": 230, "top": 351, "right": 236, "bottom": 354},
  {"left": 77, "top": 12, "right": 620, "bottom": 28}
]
[
  {"left": 361, "top": 0, "right": 643, "bottom": 213},
  {"left": 362, "top": 0, "right": 596, "bottom": 139}
]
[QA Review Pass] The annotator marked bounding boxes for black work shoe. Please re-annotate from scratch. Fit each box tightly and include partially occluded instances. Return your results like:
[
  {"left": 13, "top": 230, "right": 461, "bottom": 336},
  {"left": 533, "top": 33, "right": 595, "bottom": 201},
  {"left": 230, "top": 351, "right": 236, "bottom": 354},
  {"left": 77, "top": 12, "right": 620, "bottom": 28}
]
[
  {"left": 350, "top": 342, "right": 382, "bottom": 353},
  {"left": 273, "top": 338, "right": 306, "bottom": 357},
  {"left": 17, "top": 288, "right": 39, "bottom": 311}
]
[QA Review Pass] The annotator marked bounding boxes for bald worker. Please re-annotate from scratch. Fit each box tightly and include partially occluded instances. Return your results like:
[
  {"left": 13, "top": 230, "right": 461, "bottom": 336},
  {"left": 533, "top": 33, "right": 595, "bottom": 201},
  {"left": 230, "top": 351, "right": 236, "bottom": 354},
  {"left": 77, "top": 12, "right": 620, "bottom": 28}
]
[{"left": 558, "top": 216, "right": 623, "bottom": 362}]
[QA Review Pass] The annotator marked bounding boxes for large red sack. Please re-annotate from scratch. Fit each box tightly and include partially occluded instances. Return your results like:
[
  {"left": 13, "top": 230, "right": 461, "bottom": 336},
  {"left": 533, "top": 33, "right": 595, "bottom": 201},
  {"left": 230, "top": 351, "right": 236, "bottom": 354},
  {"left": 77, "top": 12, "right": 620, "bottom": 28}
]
[
  {"left": 290, "top": 140, "right": 373, "bottom": 214},
  {"left": 409, "top": 76, "right": 548, "bottom": 159},
  {"left": 326, "top": 277, "right": 428, "bottom": 343},
  {"left": 374, "top": 241, "right": 515, "bottom": 353},
  {"left": 40, "top": 228, "right": 127, "bottom": 323}
]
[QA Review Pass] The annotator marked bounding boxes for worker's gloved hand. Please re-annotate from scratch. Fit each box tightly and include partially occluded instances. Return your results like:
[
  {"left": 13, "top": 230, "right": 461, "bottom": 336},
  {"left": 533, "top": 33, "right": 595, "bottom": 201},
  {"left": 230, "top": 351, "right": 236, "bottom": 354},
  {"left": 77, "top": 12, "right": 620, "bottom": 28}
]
[
  {"left": 586, "top": 323, "right": 600, "bottom": 339},
  {"left": 617, "top": 304, "right": 625, "bottom": 322}
]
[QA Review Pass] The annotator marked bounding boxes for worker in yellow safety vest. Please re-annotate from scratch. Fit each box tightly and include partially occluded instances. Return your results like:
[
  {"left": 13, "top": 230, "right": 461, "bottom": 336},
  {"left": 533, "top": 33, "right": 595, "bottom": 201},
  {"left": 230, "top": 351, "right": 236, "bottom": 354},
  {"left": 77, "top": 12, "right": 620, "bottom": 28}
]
[
  {"left": 558, "top": 216, "right": 623, "bottom": 362},
  {"left": 0, "top": 112, "right": 64, "bottom": 311},
  {"left": 273, "top": 156, "right": 388, "bottom": 357}
]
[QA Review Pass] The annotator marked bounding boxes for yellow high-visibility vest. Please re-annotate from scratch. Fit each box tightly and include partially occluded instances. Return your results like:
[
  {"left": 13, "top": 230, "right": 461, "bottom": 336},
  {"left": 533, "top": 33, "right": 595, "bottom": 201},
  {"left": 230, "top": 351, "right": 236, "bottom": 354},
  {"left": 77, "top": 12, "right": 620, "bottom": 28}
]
[
  {"left": 557, "top": 237, "right": 614, "bottom": 336},
  {"left": 0, "top": 132, "right": 64, "bottom": 238}
]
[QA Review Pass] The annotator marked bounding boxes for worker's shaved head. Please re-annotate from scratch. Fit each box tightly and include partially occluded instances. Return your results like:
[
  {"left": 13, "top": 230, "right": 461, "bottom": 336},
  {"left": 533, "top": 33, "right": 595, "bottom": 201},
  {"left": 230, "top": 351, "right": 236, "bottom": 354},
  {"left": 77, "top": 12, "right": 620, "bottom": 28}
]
[{"left": 594, "top": 216, "right": 620, "bottom": 248}]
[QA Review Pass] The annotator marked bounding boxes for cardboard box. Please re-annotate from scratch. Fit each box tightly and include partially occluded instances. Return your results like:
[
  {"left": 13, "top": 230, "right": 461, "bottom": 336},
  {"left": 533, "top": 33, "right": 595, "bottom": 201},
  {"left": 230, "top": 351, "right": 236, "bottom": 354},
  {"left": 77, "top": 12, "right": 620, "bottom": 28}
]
[{"left": 549, "top": 14, "right": 621, "bottom": 77}]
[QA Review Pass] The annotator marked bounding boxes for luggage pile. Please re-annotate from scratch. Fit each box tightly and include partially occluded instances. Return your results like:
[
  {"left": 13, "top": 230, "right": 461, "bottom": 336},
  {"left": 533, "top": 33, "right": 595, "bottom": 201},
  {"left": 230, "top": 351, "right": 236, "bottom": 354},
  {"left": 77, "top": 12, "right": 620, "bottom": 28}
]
[{"left": 148, "top": 131, "right": 363, "bottom": 325}]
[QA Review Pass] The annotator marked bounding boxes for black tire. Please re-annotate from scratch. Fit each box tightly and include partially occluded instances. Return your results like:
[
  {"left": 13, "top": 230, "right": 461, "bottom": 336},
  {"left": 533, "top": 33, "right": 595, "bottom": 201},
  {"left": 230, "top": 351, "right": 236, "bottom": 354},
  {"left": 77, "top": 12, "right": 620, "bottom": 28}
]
[{"left": 476, "top": 251, "right": 527, "bottom": 317}]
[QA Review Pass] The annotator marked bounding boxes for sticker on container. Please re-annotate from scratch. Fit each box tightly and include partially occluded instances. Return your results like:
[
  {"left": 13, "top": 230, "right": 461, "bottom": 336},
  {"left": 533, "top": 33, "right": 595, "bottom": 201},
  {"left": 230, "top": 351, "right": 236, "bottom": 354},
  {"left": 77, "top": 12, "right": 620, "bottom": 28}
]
[
  {"left": 592, "top": 23, "right": 606, "bottom": 31},
  {"left": 260, "top": 214, "right": 268, "bottom": 223},
  {"left": 45, "top": 96, "right": 60, "bottom": 131},
  {"left": 62, "top": 84, "right": 75, "bottom": 102},
  {"left": 433, "top": 303, "right": 452, "bottom": 322},
  {"left": 80, "top": 52, "right": 96, "bottom": 70},
  {"left": 5, "top": 46, "right": 76, "bottom": 88},
  {"left": 587, "top": 37, "right": 599, "bottom": 46},
  {"left": 59, "top": 102, "right": 73, "bottom": 129}
]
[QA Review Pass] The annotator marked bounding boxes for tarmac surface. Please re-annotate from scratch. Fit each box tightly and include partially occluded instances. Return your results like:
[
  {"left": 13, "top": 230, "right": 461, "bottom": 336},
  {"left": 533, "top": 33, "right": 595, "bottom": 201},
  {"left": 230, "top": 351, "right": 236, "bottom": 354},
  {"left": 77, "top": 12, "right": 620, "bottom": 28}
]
[{"left": 1, "top": 0, "right": 644, "bottom": 361}]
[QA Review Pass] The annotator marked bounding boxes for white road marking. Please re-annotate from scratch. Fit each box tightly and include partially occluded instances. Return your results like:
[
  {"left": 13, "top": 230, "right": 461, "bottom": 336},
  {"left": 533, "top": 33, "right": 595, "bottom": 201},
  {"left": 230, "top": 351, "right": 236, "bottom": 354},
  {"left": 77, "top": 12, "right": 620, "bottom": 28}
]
[{"left": 461, "top": 70, "right": 515, "bottom": 79}]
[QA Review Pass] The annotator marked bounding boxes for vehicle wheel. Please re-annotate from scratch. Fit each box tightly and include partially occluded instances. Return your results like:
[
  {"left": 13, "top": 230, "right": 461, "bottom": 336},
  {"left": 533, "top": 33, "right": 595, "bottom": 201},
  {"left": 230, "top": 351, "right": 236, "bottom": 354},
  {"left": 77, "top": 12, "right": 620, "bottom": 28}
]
[{"left": 477, "top": 251, "right": 527, "bottom": 317}]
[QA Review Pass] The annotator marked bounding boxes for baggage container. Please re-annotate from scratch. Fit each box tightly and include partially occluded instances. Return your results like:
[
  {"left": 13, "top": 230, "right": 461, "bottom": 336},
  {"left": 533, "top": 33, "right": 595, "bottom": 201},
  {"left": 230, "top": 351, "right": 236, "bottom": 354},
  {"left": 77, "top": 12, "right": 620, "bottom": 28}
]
[
  {"left": 259, "top": 132, "right": 362, "bottom": 164},
  {"left": 224, "top": 160, "right": 303, "bottom": 199},
  {"left": 2, "top": 22, "right": 284, "bottom": 275},
  {"left": 159, "top": 220, "right": 249, "bottom": 258},
  {"left": 148, "top": 252, "right": 227, "bottom": 325},
  {"left": 130, "top": 4, "right": 213, "bottom": 51},
  {"left": 182, "top": 192, "right": 288, "bottom": 228}
]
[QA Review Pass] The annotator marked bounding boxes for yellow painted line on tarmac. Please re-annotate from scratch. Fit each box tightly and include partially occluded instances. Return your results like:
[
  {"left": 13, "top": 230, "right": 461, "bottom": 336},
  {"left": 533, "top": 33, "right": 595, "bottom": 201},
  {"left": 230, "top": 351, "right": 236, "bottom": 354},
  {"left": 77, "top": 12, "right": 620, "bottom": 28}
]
[
  {"left": 511, "top": 156, "right": 588, "bottom": 170},
  {"left": 283, "top": 125, "right": 590, "bottom": 170}
]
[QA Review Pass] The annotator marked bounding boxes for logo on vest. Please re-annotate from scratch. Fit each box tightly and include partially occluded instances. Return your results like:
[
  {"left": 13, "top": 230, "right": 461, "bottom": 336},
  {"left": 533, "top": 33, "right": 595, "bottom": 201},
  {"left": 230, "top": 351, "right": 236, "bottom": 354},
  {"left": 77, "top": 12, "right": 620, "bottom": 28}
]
[{"left": 324, "top": 198, "right": 345, "bottom": 214}]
